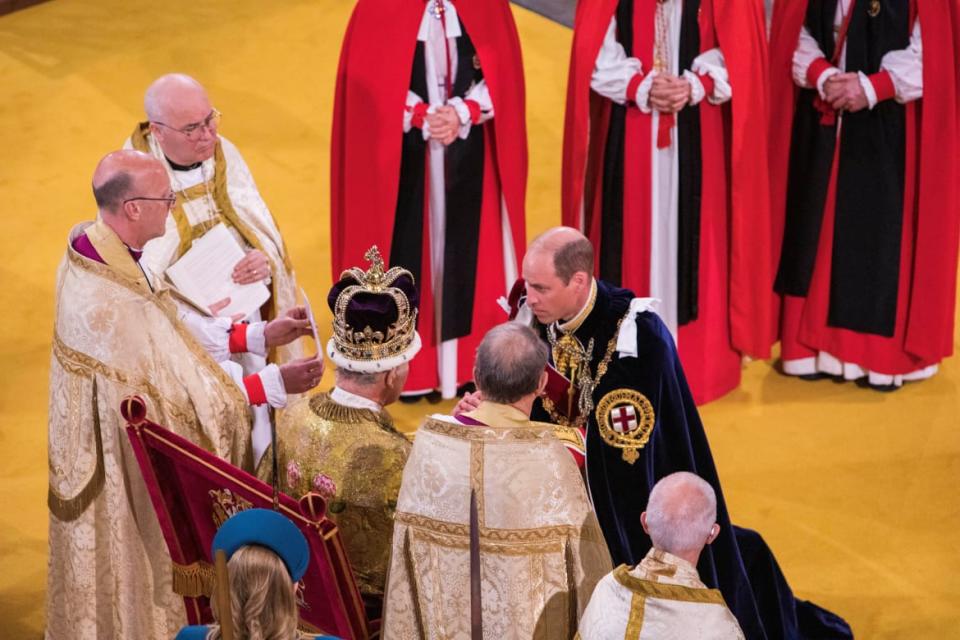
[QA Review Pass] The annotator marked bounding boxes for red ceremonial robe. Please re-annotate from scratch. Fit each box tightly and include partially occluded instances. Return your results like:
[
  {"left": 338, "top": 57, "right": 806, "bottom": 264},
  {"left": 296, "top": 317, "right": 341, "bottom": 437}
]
[
  {"left": 769, "top": 0, "right": 960, "bottom": 377},
  {"left": 561, "top": 0, "right": 774, "bottom": 405},
  {"left": 331, "top": 0, "right": 526, "bottom": 393}
]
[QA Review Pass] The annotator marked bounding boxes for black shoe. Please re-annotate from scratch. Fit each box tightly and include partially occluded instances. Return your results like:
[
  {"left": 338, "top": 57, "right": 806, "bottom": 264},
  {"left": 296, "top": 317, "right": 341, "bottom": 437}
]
[
  {"left": 457, "top": 381, "right": 477, "bottom": 396},
  {"left": 854, "top": 377, "right": 899, "bottom": 393},
  {"left": 797, "top": 372, "right": 835, "bottom": 382}
]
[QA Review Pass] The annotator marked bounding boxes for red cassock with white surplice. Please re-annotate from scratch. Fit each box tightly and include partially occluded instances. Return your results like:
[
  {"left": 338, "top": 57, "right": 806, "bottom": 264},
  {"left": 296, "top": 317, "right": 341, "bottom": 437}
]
[
  {"left": 562, "top": 0, "right": 775, "bottom": 405},
  {"left": 769, "top": 0, "right": 960, "bottom": 388},
  {"left": 331, "top": 0, "right": 527, "bottom": 398}
]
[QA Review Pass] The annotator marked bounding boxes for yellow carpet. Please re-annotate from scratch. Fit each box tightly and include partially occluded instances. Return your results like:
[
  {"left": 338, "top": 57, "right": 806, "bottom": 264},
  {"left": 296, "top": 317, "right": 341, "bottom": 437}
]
[{"left": 0, "top": 1, "right": 957, "bottom": 638}]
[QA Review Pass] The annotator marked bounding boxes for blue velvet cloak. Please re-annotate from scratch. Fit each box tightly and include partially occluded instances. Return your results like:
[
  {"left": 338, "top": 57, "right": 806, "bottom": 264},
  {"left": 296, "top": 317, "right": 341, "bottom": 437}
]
[{"left": 531, "top": 280, "right": 852, "bottom": 639}]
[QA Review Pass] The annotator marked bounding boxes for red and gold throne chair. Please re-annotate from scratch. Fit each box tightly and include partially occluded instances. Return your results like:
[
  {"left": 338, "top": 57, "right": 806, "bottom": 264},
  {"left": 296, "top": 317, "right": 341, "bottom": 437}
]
[{"left": 122, "top": 396, "right": 376, "bottom": 639}]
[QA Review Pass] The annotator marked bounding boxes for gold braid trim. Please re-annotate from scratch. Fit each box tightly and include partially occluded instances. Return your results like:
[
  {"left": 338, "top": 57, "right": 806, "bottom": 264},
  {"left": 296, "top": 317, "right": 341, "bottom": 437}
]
[
  {"left": 470, "top": 440, "right": 485, "bottom": 525},
  {"left": 65, "top": 232, "right": 249, "bottom": 421},
  {"left": 47, "top": 378, "right": 105, "bottom": 522},
  {"left": 172, "top": 560, "right": 215, "bottom": 597},
  {"left": 51, "top": 334, "right": 211, "bottom": 451},
  {"left": 68, "top": 240, "right": 146, "bottom": 293},
  {"left": 421, "top": 417, "right": 554, "bottom": 442},
  {"left": 130, "top": 123, "right": 290, "bottom": 321},
  {"left": 211, "top": 141, "right": 287, "bottom": 320},
  {"left": 411, "top": 528, "right": 564, "bottom": 556},
  {"left": 309, "top": 393, "right": 398, "bottom": 435},
  {"left": 624, "top": 592, "right": 646, "bottom": 638},
  {"left": 394, "top": 512, "right": 604, "bottom": 544},
  {"left": 612, "top": 564, "right": 726, "bottom": 605}
]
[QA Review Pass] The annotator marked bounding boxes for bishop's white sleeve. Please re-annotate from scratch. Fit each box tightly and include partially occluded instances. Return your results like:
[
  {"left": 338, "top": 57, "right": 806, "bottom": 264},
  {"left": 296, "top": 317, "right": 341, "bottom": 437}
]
[
  {"left": 224, "top": 361, "right": 288, "bottom": 409},
  {"left": 879, "top": 19, "right": 923, "bottom": 104},
  {"left": 685, "top": 47, "right": 732, "bottom": 105},
  {"left": 177, "top": 303, "right": 233, "bottom": 361},
  {"left": 792, "top": 26, "right": 840, "bottom": 96},
  {"left": 449, "top": 79, "right": 494, "bottom": 139},
  {"left": 591, "top": 16, "right": 645, "bottom": 105},
  {"left": 175, "top": 301, "right": 268, "bottom": 361}
]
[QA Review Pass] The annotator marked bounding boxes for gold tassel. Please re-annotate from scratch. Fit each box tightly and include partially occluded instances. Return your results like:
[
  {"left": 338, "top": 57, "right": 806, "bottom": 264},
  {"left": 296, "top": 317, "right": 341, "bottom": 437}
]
[{"left": 172, "top": 560, "right": 215, "bottom": 597}]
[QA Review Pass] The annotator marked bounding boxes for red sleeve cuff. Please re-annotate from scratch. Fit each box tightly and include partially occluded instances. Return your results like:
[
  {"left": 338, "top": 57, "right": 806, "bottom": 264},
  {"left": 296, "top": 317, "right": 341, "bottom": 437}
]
[
  {"left": 243, "top": 374, "right": 267, "bottom": 406},
  {"left": 869, "top": 71, "right": 896, "bottom": 103},
  {"left": 806, "top": 57, "right": 834, "bottom": 88},
  {"left": 626, "top": 72, "right": 645, "bottom": 106},
  {"left": 697, "top": 72, "right": 716, "bottom": 98},
  {"left": 410, "top": 102, "right": 428, "bottom": 129},
  {"left": 463, "top": 99, "right": 482, "bottom": 124},
  {"left": 228, "top": 323, "right": 248, "bottom": 354}
]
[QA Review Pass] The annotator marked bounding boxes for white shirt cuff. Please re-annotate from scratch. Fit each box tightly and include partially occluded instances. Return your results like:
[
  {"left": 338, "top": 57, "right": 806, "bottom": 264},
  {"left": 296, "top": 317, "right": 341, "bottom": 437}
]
[
  {"left": 448, "top": 96, "right": 473, "bottom": 139},
  {"left": 636, "top": 70, "right": 658, "bottom": 114},
  {"left": 857, "top": 71, "right": 879, "bottom": 109},
  {"left": 246, "top": 321, "right": 267, "bottom": 357},
  {"left": 690, "top": 48, "right": 732, "bottom": 104},
  {"left": 258, "top": 363, "right": 288, "bottom": 409},
  {"left": 816, "top": 67, "right": 841, "bottom": 99},
  {"left": 683, "top": 70, "right": 706, "bottom": 106}
]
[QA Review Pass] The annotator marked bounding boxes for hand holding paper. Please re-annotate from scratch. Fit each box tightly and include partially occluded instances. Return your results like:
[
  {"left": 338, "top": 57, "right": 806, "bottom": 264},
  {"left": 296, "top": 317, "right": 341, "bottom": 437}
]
[
  {"left": 165, "top": 223, "right": 271, "bottom": 320},
  {"left": 264, "top": 307, "right": 313, "bottom": 348}
]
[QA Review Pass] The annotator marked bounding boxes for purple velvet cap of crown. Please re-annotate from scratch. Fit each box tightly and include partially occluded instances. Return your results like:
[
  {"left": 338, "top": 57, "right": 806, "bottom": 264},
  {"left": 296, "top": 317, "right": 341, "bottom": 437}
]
[{"left": 327, "top": 272, "right": 420, "bottom": 337}]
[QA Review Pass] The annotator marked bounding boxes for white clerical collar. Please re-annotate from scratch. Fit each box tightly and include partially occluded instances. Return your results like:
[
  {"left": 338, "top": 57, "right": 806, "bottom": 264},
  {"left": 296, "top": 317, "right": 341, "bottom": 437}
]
[{"left": 331, "top": 386, "right": 382, "bottom": 412}]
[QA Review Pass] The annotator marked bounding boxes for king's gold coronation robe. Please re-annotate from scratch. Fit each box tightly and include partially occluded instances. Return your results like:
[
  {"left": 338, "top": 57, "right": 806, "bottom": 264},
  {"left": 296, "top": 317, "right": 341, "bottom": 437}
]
[
  {"left": 259, "top": 391, "right": 411, "bottom": 598},
  {"left": 577, "top": 549, "right": 745, "bottom": 640},
  {"left": 126, "top": 124, "right": 302, "bottom": 364},
  {"left": 382, "top": 401, "right": 612, "bottom": 640},
  {"left": 46, "top": 221, "right": 252, "bottom": 640}
]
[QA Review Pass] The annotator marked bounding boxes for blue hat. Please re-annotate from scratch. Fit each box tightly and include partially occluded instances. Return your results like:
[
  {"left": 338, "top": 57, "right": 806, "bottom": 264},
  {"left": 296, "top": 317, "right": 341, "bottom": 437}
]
[{"left": 212, "top": 509, "right": 310, "bottom": 582}]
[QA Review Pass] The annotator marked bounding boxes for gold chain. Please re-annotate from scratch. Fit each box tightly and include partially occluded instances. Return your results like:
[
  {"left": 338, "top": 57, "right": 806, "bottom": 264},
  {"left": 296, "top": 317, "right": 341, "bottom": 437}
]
[{"left": 543, "top": 315, "right": 626, "bottom": 428}]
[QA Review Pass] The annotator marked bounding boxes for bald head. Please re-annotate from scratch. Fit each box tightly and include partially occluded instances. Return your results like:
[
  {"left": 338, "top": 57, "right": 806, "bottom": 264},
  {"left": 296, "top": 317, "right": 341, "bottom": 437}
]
[
  {"left": 527, "top": 226, "right": 594, "bottom": 285},
  {"left": 474, "top": 322, "right": 548, "bottom": 404},
  {"left": 144, "top": 74, "right": 218, "bottom": 166},
  {"left": 92, "top": 149, "right": 165, "bottom": 213},
  {"left": 644, "top": 472, "right": 718, "bottom": 557},
  {"left": 91, "top": 150, "right": 172, "bottom": 249},
  {"left": 144, "top": 73, "right": 208, "bottom": 123}
]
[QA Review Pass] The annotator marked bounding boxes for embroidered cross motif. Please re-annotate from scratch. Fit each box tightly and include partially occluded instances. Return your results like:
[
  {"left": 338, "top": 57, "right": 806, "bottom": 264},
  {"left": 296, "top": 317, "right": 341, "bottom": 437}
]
[{"left": 611, "top": 405, "right": 639, "bottom": 434}]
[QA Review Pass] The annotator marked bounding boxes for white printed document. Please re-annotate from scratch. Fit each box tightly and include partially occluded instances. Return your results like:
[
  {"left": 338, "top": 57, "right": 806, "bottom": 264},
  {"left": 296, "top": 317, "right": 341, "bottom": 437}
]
[{"left": 165, "top": 223, "right": 270, "bottom": 320}]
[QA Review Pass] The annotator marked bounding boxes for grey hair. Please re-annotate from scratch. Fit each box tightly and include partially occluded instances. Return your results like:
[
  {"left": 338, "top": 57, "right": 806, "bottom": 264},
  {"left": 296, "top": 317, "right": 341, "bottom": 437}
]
[
  {"left": 645, "top": 472, "right": 717, "bottom": 555},
  {"left": 334, "top": 367, "right": 384, "bottom": 387},
  {"left": 92, "top": 172, "right": 133, "bottom": 212},
  {"left": 474, "top": 322, "right": 548, "bottom": 404}
]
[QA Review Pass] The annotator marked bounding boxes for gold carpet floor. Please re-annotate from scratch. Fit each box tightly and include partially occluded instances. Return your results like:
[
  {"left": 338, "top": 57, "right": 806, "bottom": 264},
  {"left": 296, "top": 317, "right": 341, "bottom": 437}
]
[{"left": 1, "top": 1, "right": 958, "bottom": 638}]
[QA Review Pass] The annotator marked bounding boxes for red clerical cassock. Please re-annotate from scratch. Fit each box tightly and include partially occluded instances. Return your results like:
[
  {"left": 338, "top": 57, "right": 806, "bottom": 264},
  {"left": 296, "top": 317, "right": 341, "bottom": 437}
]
[
  {"left": 331, "top": 0, "right": 527, "bottom": 398},
  {"left": 561, "top": 0, "right": 774, "bottom": 405},
  {"left": 769, "top": 0, "right": 960, "bottom": 390}
]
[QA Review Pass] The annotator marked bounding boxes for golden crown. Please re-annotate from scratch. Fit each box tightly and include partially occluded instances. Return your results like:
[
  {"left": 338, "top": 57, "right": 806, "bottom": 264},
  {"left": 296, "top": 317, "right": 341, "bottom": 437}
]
[{"left": 331, "top": 246, "right": 419, "bottom": 363}]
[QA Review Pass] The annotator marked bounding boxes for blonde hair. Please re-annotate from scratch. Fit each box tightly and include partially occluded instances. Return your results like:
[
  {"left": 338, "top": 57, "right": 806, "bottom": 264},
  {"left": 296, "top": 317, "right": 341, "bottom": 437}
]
[{"left": 206, "top": 545, "right": 301, "bottom": 640}]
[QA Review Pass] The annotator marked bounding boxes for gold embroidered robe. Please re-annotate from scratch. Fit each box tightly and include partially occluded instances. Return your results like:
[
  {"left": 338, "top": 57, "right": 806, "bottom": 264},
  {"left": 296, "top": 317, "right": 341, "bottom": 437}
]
[
  {"left": 382, "top": 402, "right": 612, "bottom": 640},
  {"left": 46, "top": 222, "right": 253, "bottom": 640},
  {"left": 125, "top": 124, "right": 302, "bottom": 364},
  {"left": 258, "top": 392, "right": 410, "bottom": 597},
  {"left": 576, "top": 549, "right": 745, "bottom": 640}
]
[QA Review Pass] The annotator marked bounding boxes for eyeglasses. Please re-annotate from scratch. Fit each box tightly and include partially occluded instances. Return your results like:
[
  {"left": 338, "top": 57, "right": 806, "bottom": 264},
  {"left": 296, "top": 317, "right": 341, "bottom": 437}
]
[
  {"left": 123, "top": 194, "right": 178, "bottom": 210},
  {"left": 152, "top": 108, "right": 221, "bottom": 140}
]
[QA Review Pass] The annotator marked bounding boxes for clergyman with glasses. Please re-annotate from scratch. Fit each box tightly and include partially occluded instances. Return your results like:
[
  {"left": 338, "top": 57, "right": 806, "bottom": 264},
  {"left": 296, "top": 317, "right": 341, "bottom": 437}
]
[
  {"left": 47, "top": 149, "right": 255, "bottom": 639},
  {"left": 123, "top": 73, "right": 304, "bottom": 371}
]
